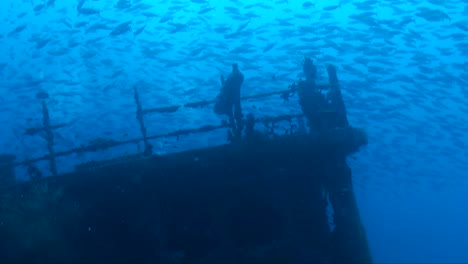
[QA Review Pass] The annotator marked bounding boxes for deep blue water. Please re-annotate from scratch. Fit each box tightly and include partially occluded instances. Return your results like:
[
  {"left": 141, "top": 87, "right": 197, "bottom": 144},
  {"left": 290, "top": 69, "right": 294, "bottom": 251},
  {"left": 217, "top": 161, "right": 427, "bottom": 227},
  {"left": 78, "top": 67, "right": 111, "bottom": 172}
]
[{"left": 1, "top": 0, "right": 467, "bottom": 263}]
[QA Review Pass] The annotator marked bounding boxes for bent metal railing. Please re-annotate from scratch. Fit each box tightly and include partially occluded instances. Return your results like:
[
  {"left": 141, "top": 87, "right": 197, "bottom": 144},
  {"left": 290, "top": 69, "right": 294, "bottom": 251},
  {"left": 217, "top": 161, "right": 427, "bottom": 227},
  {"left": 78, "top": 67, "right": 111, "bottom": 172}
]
[{"left": 8, "top": 85, "right": 312, "bottom": 178}]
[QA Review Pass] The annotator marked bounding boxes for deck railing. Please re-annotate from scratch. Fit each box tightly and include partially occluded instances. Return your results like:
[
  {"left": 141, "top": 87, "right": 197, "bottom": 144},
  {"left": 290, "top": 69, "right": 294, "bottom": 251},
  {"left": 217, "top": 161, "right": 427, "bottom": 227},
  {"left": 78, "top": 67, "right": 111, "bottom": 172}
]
[{"left": 3, "top": 85, "right": 310, "bottom": 179}]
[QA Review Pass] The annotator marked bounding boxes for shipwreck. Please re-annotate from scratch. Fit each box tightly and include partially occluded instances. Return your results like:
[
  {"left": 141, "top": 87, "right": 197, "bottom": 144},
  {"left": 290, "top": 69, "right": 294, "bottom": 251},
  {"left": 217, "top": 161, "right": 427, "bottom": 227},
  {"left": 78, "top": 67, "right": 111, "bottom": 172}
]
[{"left": 0, "top": 58, "right": 372, "bottom": 263}]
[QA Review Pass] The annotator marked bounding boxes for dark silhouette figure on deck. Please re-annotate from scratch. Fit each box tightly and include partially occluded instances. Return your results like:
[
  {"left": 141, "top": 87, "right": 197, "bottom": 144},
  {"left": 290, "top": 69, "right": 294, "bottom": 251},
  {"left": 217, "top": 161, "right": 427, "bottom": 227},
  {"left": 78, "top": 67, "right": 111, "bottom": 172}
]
[
  {"left": 298, "top": 57, "right": 349, "bottom": 133},
  {"left": 214, "top": 63, "right": 244, "bottom": 140}
]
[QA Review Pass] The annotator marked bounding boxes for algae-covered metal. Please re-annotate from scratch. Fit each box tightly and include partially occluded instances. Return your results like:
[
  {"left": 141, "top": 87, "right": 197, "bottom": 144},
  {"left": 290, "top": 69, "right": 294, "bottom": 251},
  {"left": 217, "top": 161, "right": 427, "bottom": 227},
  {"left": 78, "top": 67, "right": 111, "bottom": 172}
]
[{"left": 0, "top": 60, "right": 372, "bottom": 263}]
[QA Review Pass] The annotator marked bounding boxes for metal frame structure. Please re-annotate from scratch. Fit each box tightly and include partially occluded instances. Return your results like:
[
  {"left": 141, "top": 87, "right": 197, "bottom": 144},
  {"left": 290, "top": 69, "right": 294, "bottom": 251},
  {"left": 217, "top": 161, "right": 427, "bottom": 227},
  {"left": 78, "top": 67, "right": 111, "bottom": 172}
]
[
  {"left": 7, "top": 86, "right": 314, "bottom": 178},
  {"left": 0, "top": 63, "right": 373, "bottom": 264}
]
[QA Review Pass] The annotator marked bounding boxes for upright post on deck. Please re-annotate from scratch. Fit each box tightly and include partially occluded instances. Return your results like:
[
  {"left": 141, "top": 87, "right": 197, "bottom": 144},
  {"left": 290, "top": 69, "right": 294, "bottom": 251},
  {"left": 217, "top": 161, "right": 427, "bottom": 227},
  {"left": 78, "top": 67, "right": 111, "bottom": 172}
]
[
  {"left": 133, "top": 86, "right": 153, "bottom": 156},
  {"left": 327, "top": 64, "right": 349, "bottom": 128},
  {"left": 41, "top": 101, "right": 58, "bottom": 177}
]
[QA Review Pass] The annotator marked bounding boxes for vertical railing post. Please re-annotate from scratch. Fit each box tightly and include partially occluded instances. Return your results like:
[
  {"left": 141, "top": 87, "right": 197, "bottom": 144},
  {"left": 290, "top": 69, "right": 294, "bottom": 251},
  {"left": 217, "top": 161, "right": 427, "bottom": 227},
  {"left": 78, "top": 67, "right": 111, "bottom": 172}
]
[
  {"left": 133, "top": 86, "right": 153, "bottom": 156},
  {"left": 41, "top": 101, "right": 58, "bottom": 177},
  {"left": 327, "top": 64, "right": 349, "bottom": 128}
]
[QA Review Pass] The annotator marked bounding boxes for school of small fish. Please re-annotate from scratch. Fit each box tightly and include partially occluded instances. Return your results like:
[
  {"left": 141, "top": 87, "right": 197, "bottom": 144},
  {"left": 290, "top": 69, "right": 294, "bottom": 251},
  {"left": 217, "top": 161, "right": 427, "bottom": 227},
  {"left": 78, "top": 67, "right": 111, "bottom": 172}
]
[
  {"left": 0, "top": 0, "right": 467, "bottom": 262},
  {"left": 0, "top": 0, "right": 466, "bottom": 185}
]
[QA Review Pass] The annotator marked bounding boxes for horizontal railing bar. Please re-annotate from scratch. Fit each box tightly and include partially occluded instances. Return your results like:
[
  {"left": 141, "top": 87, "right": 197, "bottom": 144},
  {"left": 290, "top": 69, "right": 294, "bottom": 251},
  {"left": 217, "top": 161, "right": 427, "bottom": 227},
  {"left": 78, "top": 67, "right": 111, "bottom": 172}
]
[
  {"left": 143, "top": 84, "right": 329, "bottom": 115},
  {"left": 13, "top": 113, "right": 304, "bottom": 167},
  {"left": 143, "top": 88, "right": 294, "bottom": 114},
  {"left": 24, "top": 89, "right": 296, "bottom": 135},
  {"left": 24, "top": 123, "right": 68, "bottom": 135}
]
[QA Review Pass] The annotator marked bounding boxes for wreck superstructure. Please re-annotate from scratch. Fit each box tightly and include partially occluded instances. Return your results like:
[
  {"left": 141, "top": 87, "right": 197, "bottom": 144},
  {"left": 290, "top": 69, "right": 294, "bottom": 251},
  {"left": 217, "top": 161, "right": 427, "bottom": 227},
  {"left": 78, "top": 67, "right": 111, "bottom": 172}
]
[{"left": 0, "top": 60, "right": 372, "bottom": 263}]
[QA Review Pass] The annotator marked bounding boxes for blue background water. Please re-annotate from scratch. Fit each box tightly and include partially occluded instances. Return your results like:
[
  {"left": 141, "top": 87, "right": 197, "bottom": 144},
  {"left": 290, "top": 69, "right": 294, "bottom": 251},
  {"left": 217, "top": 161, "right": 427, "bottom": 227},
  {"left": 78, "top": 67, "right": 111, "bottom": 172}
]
[{"left": 1, "top": 0, "right": 467, "bottom": 263}]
